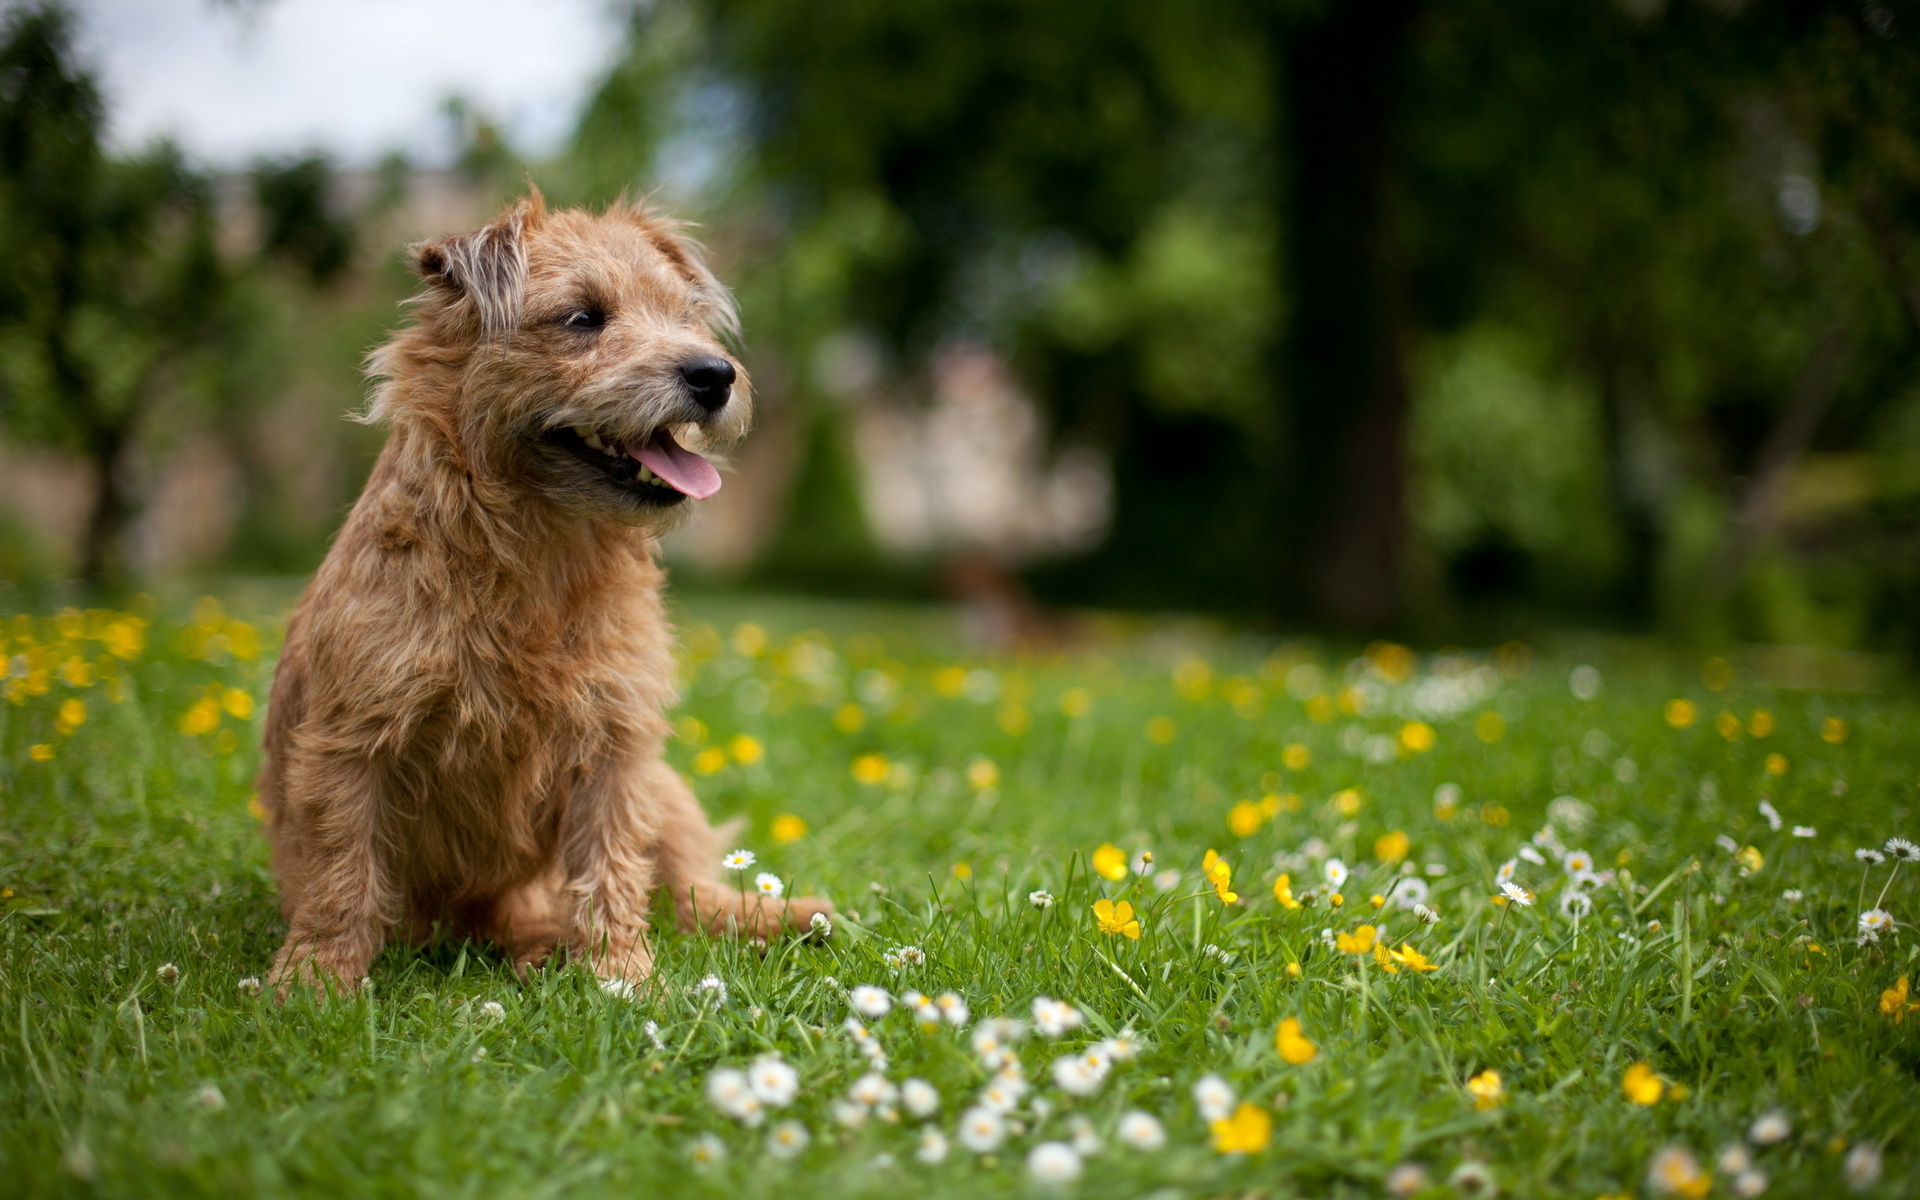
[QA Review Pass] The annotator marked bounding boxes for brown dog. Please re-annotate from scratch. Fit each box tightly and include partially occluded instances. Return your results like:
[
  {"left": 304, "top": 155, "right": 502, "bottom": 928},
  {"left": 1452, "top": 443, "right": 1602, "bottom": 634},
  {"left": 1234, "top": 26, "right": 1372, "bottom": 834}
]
[{"left": 259, "top": 191, "right": 828, "bottom": 995}]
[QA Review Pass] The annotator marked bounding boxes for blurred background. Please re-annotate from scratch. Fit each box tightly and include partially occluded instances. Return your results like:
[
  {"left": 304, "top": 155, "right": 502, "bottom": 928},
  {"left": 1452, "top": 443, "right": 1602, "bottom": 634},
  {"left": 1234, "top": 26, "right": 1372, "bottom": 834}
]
[{"left": 2, "top": 0, "right": 1918, "bottom": 658}]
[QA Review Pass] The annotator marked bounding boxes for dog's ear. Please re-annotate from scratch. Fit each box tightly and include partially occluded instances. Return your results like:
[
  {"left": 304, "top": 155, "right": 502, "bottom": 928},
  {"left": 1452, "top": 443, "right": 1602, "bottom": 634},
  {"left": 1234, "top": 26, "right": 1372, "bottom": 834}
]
[{"left": 410, "top": 193, "right": 544, "bottom": 341}]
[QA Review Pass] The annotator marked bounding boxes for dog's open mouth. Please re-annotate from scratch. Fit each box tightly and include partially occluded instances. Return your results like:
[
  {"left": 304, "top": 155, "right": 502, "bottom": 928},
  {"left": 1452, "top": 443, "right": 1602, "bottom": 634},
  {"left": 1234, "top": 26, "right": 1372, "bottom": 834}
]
[{"left": 545, "top": 425, "right": 722, "bottom": 503}]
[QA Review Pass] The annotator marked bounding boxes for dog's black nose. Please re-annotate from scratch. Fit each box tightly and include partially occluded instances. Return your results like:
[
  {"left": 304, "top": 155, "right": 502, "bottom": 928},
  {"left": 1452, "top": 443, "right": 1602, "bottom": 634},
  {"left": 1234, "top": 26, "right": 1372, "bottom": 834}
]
[{"left": 679, "top": 356, "right": 735, "bottom": 412}]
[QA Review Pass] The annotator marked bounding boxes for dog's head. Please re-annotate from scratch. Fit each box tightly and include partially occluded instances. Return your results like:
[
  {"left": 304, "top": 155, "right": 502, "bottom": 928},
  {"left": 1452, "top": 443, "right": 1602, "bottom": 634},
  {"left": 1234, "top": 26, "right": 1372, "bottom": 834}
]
[{"left": 372, "top": 191, "right": 749, "bottom": 527}]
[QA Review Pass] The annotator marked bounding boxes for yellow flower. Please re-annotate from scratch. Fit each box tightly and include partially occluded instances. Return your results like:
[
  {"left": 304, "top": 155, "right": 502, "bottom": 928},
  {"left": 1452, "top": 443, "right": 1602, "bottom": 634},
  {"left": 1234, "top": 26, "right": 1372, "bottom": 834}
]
[
  {"left": 101, "top": 619, "right": 145, "bottom": 660},
  {"left": 1275, "top": 1017, "right": 1316, "bottom": 1064},
  {"left": 247, "top": 794, "right": 266, "bottom": 821},
  {"left": 692, "top": 746, "right": 728, "bottom": 775},
  {"left": 1390, "top": 943, "right": 1438, "bottom": 972},
  {"left": 1369, "top": 894, "right": 1386, "bottom": 909},
  {"left": 1202, "top": 849, "right": 1238, "bottom": 904},
  {"left": 1399, "top": 721, "right": 1436, "bottom": 753},
  {"left": 1474, "top": 711, "right": 1505, "bottom": 743},
  {"left": 771, "top": 814, "right": 808, "bottom": 844},
  {"left": 1059, "top": 687, "right": 1093, "bottom": 718},
  {"left": 58, "top": 657, "right": 92, "bottom": 688},
  {"left": 180, "top": 696, "right": 221, "bottom": 736},
  {"left": 832, "top": 703, "right": 865, "bottom": 733},
  {"left": 1093, "top": 898, "right": 1141, "bottom": 940},
  {"left": 1882, "top": 976, "right": 1920, "bottom": 1022},
  {"left": 1736, "top": 845, "right": 1763, "bottom": 875},
  {"left": 1765, "top": 753, "right": 1788, "bottom": 776},
  {"left": 1330, "top": 892, "right": 1344, "bottom": 907},
  {"left": 1172, "top": 657, "right": 1212, "bottom": 700},
  {"left": 851, "top": 753, "right": 890, "bottom": 784},
  {"left": 1284, "top": 961, "right": 1302, "bottom": 979},
  {"left": 1466, "top": 1068, "right": 1504, "bottom": 1110},
  {"left": 1648, "top": 1145, "right": 1711, "bottom": 1199},
  {"left": 1748, "top": 709, "right": 1774, "bottom": 738},
  {"left": 55, "top": 697, "right": 86, "bottom": 735},
  {"left": 1272, "top": 875, "right": 1300, "bottom": 909},
  {"left": 1257, "top": 793, "right": 1281, "bottom": 819},
  {"left": 952, "top": 861, "right": 972, "bottom": 880},
  {"left": 1623, "top": 1061, "right": 1665, "bottom": 1105},
  {"left": 1306, "top": 694, "right": 1336, "bottom": 722},
  {"left": 223, "top": 688, "right": 254, "bottom": 720},
  {"left": 1821, "top": 716, "right": 1848, "bottom": 744},
  {"left": 1332, "top": 788, "right": 1363, "bottom": 817},
  {"left": 1144, "top": 716, "right": 1176, "bottom": 744},
  {"left": 730, "top": 623, "right": 767, "bottom": 657},
  {"left": 28, "top": 743, "right": 54, "bottom": 762},
  {"left": 729, "top": 734, "right": 764, "bottom": 765},
  {"left": 1481, "top": 803, "right": 1510, "bottom": 827},
  {"left": 996, "top": 705, "right": 1029, "bottom": 735},
  {"left": 676, "top": 716, "right": 708, "bottom": 743},
  {"left": 1716, "top": 710, "right": 1742, "bottom": 740},
  {"left": 933, "top": 665, "right": 967, "bottom": 697},
  {"left": 1092, "top": 843, "right": 1129, "bottom": 881},
  {"left": 1664, "top": 698, "right": 1697, "bottom": 729},
  {"left": 1336, "top": 925, "right": 1378, "bottom": 955},
  {"left": 1282, "top": 742, "right": 1311, "bottom": 770},
  {"left": 1374, "top": 830, "right": 1410, "bottom": 864},
  {"left": 1228, "top": 800, "right": 1265, "bottom": 838},
  {"left": 1374, "top": 939, "right": 1397, "bottom": 972},
  {"left": 1210, "top": 1103, "right": 1272, "bottom": 1154},
  {"left": 965, "top": 756, "right": 1000, "bottom": 790}
]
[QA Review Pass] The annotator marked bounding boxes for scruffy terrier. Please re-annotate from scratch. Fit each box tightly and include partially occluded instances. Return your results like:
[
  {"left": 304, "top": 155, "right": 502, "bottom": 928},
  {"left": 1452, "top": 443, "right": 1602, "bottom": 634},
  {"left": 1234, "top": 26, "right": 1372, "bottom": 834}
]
[{"left": 259, "top": 191, "right": 829, "bottom": 995}]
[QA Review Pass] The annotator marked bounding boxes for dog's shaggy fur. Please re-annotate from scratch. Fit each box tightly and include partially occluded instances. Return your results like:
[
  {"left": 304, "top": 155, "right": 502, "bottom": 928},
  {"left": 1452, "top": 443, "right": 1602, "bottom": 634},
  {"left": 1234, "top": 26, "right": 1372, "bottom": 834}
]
[{"left": 259, "top": 192, "right": 828, "bottom": 995}]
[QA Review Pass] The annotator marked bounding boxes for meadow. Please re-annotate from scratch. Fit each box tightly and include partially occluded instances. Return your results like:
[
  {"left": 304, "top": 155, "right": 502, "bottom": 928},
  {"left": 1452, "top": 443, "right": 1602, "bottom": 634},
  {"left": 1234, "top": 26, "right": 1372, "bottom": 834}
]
[{"left": 0, "top": 591, "right": 1916, "bottom": 1199}]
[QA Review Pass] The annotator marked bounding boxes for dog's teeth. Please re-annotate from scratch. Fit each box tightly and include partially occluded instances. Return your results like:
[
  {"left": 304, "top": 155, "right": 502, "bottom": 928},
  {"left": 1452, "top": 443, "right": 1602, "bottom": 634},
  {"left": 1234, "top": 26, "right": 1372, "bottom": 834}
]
[
  {"left": 584, "top": 433, "right": 607, "bottom": 451},
  {"left": 571, "top": 424, "right": 593, "bottom": 438}
]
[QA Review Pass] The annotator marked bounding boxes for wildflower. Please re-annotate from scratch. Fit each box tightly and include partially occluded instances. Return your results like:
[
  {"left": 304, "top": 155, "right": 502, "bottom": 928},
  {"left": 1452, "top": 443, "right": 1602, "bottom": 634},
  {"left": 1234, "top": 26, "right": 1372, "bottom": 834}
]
[
  {"left": 1737, "top": 846, "right": 1764, "bottom": 875},
  {"left": 1330, "top": 893, "right": 1344, "bottom": 907},
  {"left": 1100, "top": 1030, "right": 1141, "bottom": 1061},
  {"left": 971, "top": 1016, "right": 1027, "bottom": 1065},
  {"left": 1202, "top": 849, "right": 1238, "bottom": 903},
  {"left": 916, "top": 1129, "right": 949, "bottom": 1163},
  {"left": 1375, "top": 830, "right": 1411, "bottom": 864},
  {"left": 885, "top": 944, "right": 926, "bottom": 969},
  {"left": 1731, "top": 1169, "right": 1769, "bottom": 1197},
  {"left": 1032, "top": 996, "right": 1083, "bottom": 1037},
  {"left": 1273, "top": 874, "right": 1301, "bottom": 909},
  {"left": 1859, "top": 909, "right": 1895, "bottom": 939},
  {"left": 237, "top": 977, "right": 263, "bottom": 998},
  {"left": 1275, "top": 1017, "right": 1317, "bottom": 1064},
  {"left": 754, "top": 872, "right": 784, "bottom": 898},
  {"left": 1093, "top": 898, "right": 1141, "bottom": 940},
  {"left": 1449, "top": 1162, "right": 1497, "bottom": 1197},
  {"left": 1857, "top": 848, "right": 1887, "bottom": 865},
  {"left": 1758, "top": 799, "right": 1783, "bottom": 831},
  {"left": 1495, "top": 859, "right": 1518, "bottom": 886},
  {"left": 27, "top": 744, "right": 53, "bottom": 762},
  {"left": 1563, "top": 850, "right": 1595, "bottom": 875},
  {"left": 849, "top": 1072, "right": 898, "bottom": 1110},
  {"left": 809, "top": 911, "right": 833, "bottom": 938},
  {"left": 644, "top": 1020, "right": 665, "bottom": 1050},
  {"left": 1324, "top": 858, "right": 1349, "bottom": 889},
  {"left": 1623, "top": 1062, "right": 1665, "bottom": 1105},
  {"left": 1210, "top": 1103, "right": 1272, "bottom": 1154},
  {"left": 1518, "top": 845, "right": 1546, "bottom": 867},
  {"left": 748, "top": 1055, "right": 799, "bottom": 1107},
  {"left": 1719, "top": 1145, "right": 1752, "bottom": 1176},
  {"left": 850, "top": 986, "right": 891, "bottom": 1019},
  {"left": 1888, "top": 837, "right": 1920, "bottom": 863},
  {"left": 771, "top": 813, "right": 808, "bottom": 843},
  {"left": 1029, "top": 889, "right": 1055, "bottom": 909},
  {"left": 1386, "top": 1164, "right": 1430, "bottom": 1197},
  {"left": 764, "top": 1118, "right": 810, "bottom": 1159},
  {"left": 1748, "top": 1110, "right": 1791, "bottom": 1145},
  {"left": 1118, "top": 1110, "right": 1166, "bottom": 1151},
  {"left": 957, "top": 1106, "right": 1006, "bottom": 1153},
  {"left": 1466, "top": 1069, "right": 1504, "bottom": 1110},
  {"left": 1336, "top": 925, "right": 1378, "bottom": 954},
  {"left": 708, "top": 1068, "right": 765, "bottom": 1124},
  {"left": 1880, "top": 975, "right": 1919, "bottom": 1021},
  {"left": 688, "top": 1132, "right": 726, "bottom": 1168},
  {"left": 1648, "top": 1145, "right": 1710, "bottom": 1198},
  {"left": 830, "top": 1099, "right": 868, "bottom": 1128},
  {"left": 1716, "top": 834, "right": 1739, "bottom": 854},
  {"left": 1560, "top": 891, "right": 1594, "bottom": 920},
  {"left": 904, "top": 990, "right": 937, "bottom": 1027},
  {"left": 722, "top": 849, "right": 756, "bottom": 871},
  {"left": 1027, "top": 1141, "right": 1083, "bottom": 1185},
  {"left": 1051, "top": 1046, "right": 1111, "bottom": 1095},
  {"left": 1092, "top": 843, "right": 1129, "bottom": 881},
  {"left": 1844, "top": 1143, "right": 1882, "bottom": 1191},
  {"left": 1665, "top": 698, "right": 1698, "bottom": 728},
  {"left": 851, "top": 753, "right": 890, "bottom": 784},
  {"left": 195, "top": 1084, "right": 225, "bottom": 1110},
  {"left": 1193, "top": 1074, "right": 1236, "bottom": 1122},
  {"left": 476, "top": 999, "right": 504, "bottom": 1021},
  {"left": 698, "top": 975, "right": 728, "bottom": 1005},
  {"left": 1229, "top": 800, "right": 1265, "bottom": 837},
  {"left": 1792, "top": 825, "right": 1815, "bottom": 839},
  {"left": 1388, "top": 877, "right": 1429, "bottom": 909},
  {"left": 1414, "top": 903, "right": 1441, "bottom": 925},
  {"left": 1390, "top": 943, "right": 1439, "bottom": 972},
  {"left": 1152, "top": 868, "right": 1182, "bottom": 892},
  {"left": 978, "top": 1074, "right": 1025, "bottom": 1113},
  {"left": 1203, "top": 942, "right": 1234, "bottom": 963},
  {"left": 935, "top": 991, "right": 969, "bottom": 1026},
  {"left": 901, "top": 1078, "right": 939, "bottom": 1118},
  {"left": 156, "top": 963, "right": 180, "bottom": 986},
  {"left": 1500, "top": 882, "right": 1533, "bottom": 907},
  {"left": 1768, "top": 754, "right": 1790, "bottom": 776}
]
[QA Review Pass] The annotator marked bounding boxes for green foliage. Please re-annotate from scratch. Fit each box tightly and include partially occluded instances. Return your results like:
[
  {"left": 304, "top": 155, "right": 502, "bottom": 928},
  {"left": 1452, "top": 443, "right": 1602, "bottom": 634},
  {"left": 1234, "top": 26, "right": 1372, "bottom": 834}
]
[{"left": 2, "top": 593, "right": 1918, "bottom": 1196}]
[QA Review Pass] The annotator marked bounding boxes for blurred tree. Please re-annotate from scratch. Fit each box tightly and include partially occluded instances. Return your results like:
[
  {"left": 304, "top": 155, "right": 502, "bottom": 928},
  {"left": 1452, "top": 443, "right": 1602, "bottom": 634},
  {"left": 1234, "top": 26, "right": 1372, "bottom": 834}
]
[
  {"left": 252, "top": 154, "right": 355, "bottom": 286},
  {"left": 0, "top": 5, "right": 251, "bottom": 589}
]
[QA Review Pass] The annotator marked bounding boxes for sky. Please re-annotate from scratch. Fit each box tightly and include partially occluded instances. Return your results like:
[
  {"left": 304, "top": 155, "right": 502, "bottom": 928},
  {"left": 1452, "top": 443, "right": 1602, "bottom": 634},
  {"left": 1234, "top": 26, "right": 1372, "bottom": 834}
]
[{"left": 73, "top": 0, "right": 626, "bottom": 167}]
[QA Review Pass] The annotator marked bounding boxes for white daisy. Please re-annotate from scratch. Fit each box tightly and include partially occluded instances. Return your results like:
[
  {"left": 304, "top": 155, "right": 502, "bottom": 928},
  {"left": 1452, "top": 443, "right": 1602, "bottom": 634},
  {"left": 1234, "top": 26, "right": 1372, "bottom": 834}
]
[
  {"left": 1153, "top": 868, "right": 1183, "bottom": 892},
  {"left": 1501, "top": 881, "right": 1534, "bottom": 907},
  {"left": 1027, "top": 1142, "right": 1083, "bottom": 1185},
  {"left": 698, "top": 975, "right": 728, "bottom": 1005},
  {"left": 1715, "top": 835, "right": 1740, "bottom": 854},
  {"left": 1844, "top": 1143, "right": 1882, "bottom": 1190},
  {"left": 892, "top": 945, "right": 926, "bottom": 968},
  {"left": 1028, "top": 890, "right": 1055, "bottom": 908},
  {"left": 1732, "top": 1168, "right": 1769, "bottom": 1198},
  {"left": 849, "top": 985, "right": 892, "bottom": 1019},
  {"left": 901, "top": 1078, "right": 940, "bottom": 1118},
  {"left": 1117, "top": 1110, "right": 1166, "bottom": 1151},
  {"left": 849, "top": 1072, "right": 898, "bottom": 1109},
  {"left": 1781, "top": 889, "right": 1803, "bottom": 903},
  {"left": 1858, "top": 908, "right": 1895, "bottom": 936},
  {"left": 195, "top": 1084, "right": 225, "bottom": 1110},
  {"left": 830, "top": 1098, "right": 868, "bottom": 1128},
  {"left": 1389, "top": 878, "right": 1431, "bottom": 909},
  {"left": 1719, "top": 1145, "right": 1753, "bottom": 1176},
  {"left": 1792, "top": 826, "right": 1817, "bottom": 839},
  {"left": 978, "top": 1075, "right": 1025, "bottom": 1113},
  {"left": 1496, "top": 859, "right": 1518, "bottom": 886},
  {"left": 1387, "top": 1163, "right": 1430, "bottom": 1198},
  {"left": 1099, "top": 1030, "right": 1141, "bottom": 1061},
  {"left": 644, "top": 1020, "right": 665, "bottom": 1050},
  {"left": 1324, "top": 858, "right": 1349, "bottom": 889},
  {"left": 723, "top": 849, "right": 757, "bottom": 871},
  {"left": 808, "top": 911, "right": 832, "bottom": 938},
  {"left": 1560, "top": 890, "right": 1593, "bottom": 920},
  {"left": 754, "top": 872, "right": 784, "bottom": 897},
  {"left": 915, "top": 1128, "right": 949, "bottom": 1164},
  {"left": 1413, "top": 903, "right": 1441, "bottom": 925},
  {"left": 748, "top": 1055, "right": 798, "bottom": 1107},
  {"left": 1758, "top": 799, "right": 1783, "bottom": 831},
  {"left": 601, "top": 978, "right": 636, "bottom": 1001},
  {"left": 1050, "top": 1046, "right": 1112, "bottom": 1096},
  {"left": 478, "top": 1000, "right": 505, "bottom": 1021},
  {"left": 957, "top": 1106, "right": 1006, "bottom": 1153},
  {"left": 1032, "top": 996, "right": 1083, "bottom": 1037},
  {"left": 1069, "top": 1115, "right": 1101, "bottom": 1156},
  {"left": 236, "top": 977, "right": 262, "bottom": 997},
  {"left": 1192, "top": 1074, "right": 1235, "bottom": 1122},
  {"left": 935, "top": 992, "right": 970, "bottom": 1027},
  {"left": 1857, "top": 848, "right": 1888, "bottom": 865},
  {"left": 903, "top": 990, "right": 937, "bottom": 1026},
  {"left": 1748, "top": 1109, "right": 1791, "bottom": 1146},
  {"left": 1518, "top": 845, "right": 1546, "bottom": 866},
  {"left": 766, "top": 1119, "right": 810, "bottom": 1159},
  {"left": 1888, "top": 837, "right": 1920, "bottom": 863},
  {"left": 687, "top": 1132, "right": 727, "bottom": 1168},
  {"left": 707, "top": 1068, "right": 764, "bottom": 1124},
  {"left": 1425, "top": 861, "right": 1449, "bottom": 877}
]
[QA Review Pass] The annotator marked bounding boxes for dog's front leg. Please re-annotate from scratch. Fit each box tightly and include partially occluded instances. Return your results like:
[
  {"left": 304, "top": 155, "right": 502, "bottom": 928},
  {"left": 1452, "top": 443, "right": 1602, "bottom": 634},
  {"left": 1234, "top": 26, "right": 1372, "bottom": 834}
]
[
  {"left": 559, "top": 755, "right": 660, "bottom": 985},
  {"left": 268, "top": 749, "right": 396, "bottom": 999}
]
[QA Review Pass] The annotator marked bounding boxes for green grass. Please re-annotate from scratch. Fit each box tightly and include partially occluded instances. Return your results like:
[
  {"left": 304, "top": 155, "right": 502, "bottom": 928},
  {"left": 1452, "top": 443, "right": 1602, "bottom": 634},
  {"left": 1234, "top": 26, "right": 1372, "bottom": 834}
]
[{"left": 2, "top": 593, "right": 1918, "bottom": 1199}]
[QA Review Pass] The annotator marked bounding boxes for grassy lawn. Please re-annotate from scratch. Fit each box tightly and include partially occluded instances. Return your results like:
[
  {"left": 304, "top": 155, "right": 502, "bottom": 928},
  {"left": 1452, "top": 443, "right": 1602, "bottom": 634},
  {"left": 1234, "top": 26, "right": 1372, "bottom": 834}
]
[{"left": 2, "top": 592, "right": 1917, "bottom": 1198}]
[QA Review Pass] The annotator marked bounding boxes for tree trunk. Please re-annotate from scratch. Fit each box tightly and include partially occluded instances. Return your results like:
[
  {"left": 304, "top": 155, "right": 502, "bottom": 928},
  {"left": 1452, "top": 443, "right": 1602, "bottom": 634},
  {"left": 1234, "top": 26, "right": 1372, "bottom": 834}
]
[
  {"left": 1274, "top": 0, "right": 1419, "bottom": 630},
  {"left": 78, "top": 423, "right": 131, "bottom": 591}
]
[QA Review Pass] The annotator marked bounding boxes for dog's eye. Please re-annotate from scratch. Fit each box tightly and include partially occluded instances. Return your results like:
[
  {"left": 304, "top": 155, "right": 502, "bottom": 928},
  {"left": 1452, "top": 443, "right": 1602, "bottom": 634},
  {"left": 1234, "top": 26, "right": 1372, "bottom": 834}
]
[{"left": 562, "top": 308, "right": 605, "bottom": 331}]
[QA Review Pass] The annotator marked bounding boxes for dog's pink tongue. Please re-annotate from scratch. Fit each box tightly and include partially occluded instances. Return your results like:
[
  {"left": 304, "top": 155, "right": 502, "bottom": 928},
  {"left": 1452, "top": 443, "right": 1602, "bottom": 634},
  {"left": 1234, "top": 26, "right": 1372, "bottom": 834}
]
[{"left": 632, "top": 429, "right": 722, "bottom": 499}]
